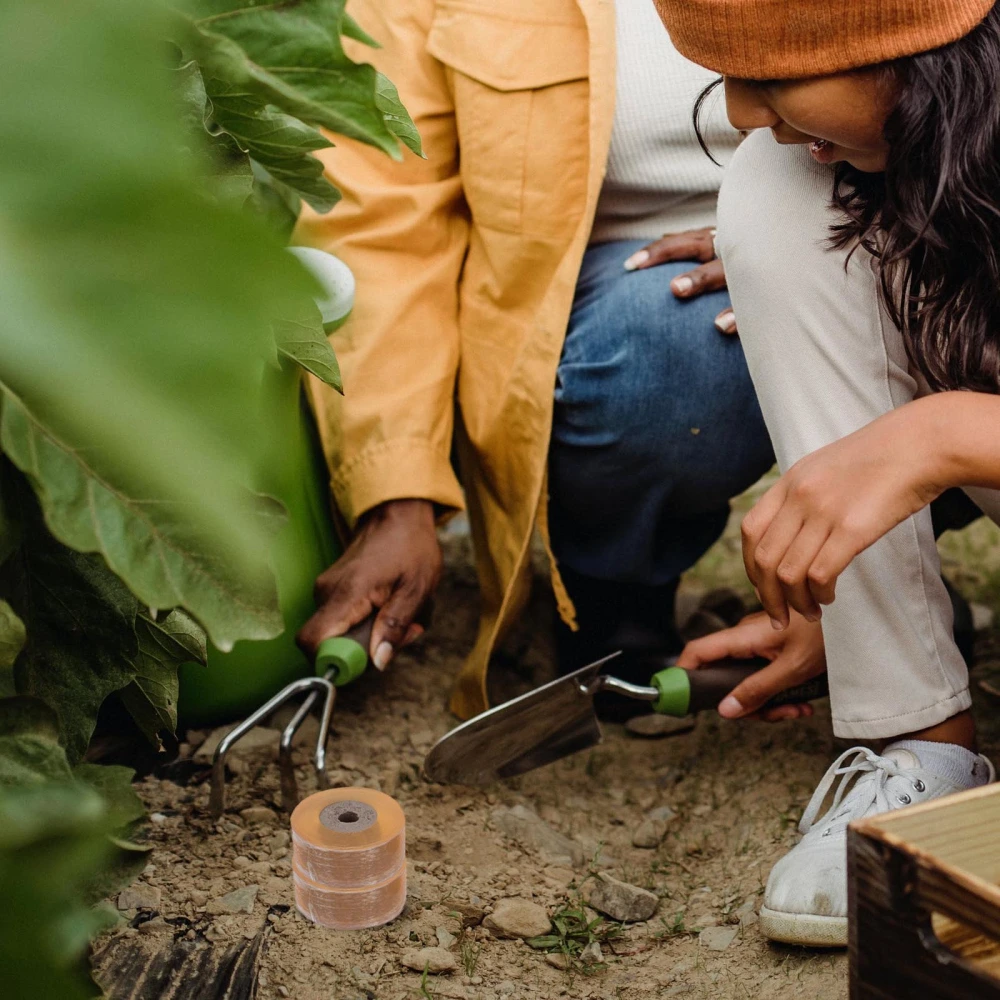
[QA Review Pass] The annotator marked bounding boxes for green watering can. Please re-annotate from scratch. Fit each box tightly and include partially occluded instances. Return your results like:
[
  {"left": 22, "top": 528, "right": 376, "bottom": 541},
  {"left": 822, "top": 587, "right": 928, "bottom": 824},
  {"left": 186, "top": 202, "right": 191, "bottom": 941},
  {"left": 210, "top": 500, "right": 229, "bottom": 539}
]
[{"left": 178, "top": 247, "right": 355, "bottom": 729}]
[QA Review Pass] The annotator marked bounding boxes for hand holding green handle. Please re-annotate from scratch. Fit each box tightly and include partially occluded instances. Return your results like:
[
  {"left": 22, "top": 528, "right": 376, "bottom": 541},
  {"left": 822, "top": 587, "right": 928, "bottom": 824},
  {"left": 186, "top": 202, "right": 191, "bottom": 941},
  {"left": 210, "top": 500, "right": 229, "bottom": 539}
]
[
  {"left": 315, "top": 616, "right": 376, "bottom": 686},
  {"left": 648, "top": 657, "right": 829, "bottom": 717}
]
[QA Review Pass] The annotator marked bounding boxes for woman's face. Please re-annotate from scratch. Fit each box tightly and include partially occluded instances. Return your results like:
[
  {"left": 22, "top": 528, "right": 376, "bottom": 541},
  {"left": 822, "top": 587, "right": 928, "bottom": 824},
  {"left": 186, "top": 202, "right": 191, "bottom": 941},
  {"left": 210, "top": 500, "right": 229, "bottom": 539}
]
[{"left": 723, "top": 71, "right": 898, "bottom": 172}]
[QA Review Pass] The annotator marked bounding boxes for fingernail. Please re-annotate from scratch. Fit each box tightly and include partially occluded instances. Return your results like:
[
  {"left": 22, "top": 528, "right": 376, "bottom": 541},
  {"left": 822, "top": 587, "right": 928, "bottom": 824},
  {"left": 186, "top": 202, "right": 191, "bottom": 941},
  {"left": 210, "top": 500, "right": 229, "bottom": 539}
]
[
  {"left": 623, "top": 250, "right": 649, "bottom": 271},
  {"left": 373, "top": 641, "right": 393, "bottom": 671},
  {"left": 804, "top": 610, "right": 822, "bottom": 623},
  {"left": 718, "top": 695, "right": 744, "bottom": 718},
  {"left": 770, "top": 617, "right": 786, "bottom": 631},
  {"left": 671, "top": 275, "right": 694, "bottom": 295},
  {"left": 715, "top": 310, "right": 736, "bottom": 333}
]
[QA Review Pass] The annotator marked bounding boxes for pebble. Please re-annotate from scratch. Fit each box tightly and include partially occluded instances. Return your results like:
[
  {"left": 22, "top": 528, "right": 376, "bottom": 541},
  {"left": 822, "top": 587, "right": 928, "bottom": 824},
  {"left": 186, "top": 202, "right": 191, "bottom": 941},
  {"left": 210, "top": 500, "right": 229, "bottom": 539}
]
[
  {"left": 579, "top": 941, "right": 603, "bottom": 966},
  {"left": 443, "top": 899, "right": 486, "bottom": 927},
  {"left": 269, "top": 831, "right": 291, "bottom": 852},
  {"left": 498, "top": 981, "right": 516, "bottom": 995},
  {"left": 138, "top": 916, "right": 169, "bottom": 935},
  {"left": 587, "top": 872, "right": 658, "bottom": 923},
  {"left": 436, "top": 926, "right": 458, "bottom": 950},
  {"left": 649, "top": 805, "right": 678, "bottom": 823},
  {"left": 401, "top": 947, "right": 457, "bottom": 974},
  {"left": 150, "top": 812, "right": 167, "bottom": 824},
  {"left": 491, "top": 805, "right": 585, "bottom": 867},
  {"left": 117, "top": 885, "right": 161, "bottom": 911},
  {"left": 208, "top": 885, "right": 259, "bottom": 915},
  {"left": 188, "top": 889, "right": 208, "bottom": 907},
  {"left": 632, "top": 818, "right": 670, "bottom": 849},
  {"left": 484, "top": 899, "right": 551, "bottom": 939},
  {"left": 239, "top": 806, "right": 278, "bottom": 825},
  {"left": 546, "top": 953, "right": 570, "bottom": 971},
  {"left": 700, "top": 925, "right": 739, "bottom": 951},
  {"left": 381, "top": 760, "right": 402, "bottom": 797},
  {"left": 735, "top": 898, "right": 758, "bottom": 928},
  {"left": 232, "top": 856, "right": 252, "bottom": 869}
]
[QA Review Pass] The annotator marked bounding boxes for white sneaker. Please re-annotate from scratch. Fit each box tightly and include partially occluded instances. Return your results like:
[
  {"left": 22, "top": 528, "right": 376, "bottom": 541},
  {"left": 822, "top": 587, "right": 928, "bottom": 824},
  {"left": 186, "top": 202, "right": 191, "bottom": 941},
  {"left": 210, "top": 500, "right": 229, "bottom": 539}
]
[{"left": 760, "top": 742, "right": 994, "bottom": 947}]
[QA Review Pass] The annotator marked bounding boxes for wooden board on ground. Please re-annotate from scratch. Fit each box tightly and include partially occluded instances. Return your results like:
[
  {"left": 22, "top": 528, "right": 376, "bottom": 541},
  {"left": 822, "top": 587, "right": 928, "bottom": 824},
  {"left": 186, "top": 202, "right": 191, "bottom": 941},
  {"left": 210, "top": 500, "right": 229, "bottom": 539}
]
[{"left": 849, "top": 781, "right": 1000, "bottom": 999}]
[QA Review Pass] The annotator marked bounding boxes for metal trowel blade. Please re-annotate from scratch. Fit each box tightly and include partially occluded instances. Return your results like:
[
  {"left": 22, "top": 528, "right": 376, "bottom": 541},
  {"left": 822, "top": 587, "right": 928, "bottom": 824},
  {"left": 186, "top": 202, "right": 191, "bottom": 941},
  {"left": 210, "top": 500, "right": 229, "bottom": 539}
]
[{"left": 423, "top": 654, "right": 619, "bottom": 785}]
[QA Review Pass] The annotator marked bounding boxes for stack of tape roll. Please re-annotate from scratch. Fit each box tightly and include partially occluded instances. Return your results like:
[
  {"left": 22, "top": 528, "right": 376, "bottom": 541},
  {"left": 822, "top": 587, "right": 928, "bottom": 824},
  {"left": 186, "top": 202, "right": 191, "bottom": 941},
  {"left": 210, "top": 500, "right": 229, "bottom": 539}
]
[{"left": 290, "top": 787, "right": 406, "bottom": 929}]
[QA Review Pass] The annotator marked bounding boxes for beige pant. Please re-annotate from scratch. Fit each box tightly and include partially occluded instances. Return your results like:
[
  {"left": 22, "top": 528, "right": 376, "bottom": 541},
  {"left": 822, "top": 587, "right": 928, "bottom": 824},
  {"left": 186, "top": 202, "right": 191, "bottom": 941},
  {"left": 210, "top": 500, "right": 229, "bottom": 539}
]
[{"left": 716, "top": 129, "right": 1000, "bottom": 739}]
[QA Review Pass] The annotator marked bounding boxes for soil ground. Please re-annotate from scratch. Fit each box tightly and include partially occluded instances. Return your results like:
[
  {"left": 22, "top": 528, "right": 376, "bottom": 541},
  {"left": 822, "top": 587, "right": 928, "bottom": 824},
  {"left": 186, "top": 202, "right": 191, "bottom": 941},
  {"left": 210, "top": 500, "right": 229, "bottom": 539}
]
[{"left": 92, "top": 484, "right": 1000, "bottom": 1000}]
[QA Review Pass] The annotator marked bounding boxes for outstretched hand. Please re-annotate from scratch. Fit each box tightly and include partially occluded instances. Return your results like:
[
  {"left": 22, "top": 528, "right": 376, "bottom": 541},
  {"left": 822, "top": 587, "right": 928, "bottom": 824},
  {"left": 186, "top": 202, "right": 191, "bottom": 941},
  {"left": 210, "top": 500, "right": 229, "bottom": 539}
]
[{"left": 676, "top": 611, "right": 826, "bottom": 721}]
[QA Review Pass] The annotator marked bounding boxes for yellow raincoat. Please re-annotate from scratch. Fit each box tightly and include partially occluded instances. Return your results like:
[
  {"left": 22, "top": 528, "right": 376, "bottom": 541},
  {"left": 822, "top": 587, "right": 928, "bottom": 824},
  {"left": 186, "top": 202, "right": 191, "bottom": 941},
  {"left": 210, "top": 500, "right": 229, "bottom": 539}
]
[{"left": 297, "top": 0, "right": 616, "bottom": 719}]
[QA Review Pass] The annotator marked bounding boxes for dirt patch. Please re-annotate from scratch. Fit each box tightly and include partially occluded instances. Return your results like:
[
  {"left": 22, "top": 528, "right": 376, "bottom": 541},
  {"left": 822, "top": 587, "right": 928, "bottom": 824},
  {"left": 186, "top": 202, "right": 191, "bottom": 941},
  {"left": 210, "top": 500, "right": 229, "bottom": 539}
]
[{"left": 93, "top": 514, "right": 1000, "bottom": 1000}]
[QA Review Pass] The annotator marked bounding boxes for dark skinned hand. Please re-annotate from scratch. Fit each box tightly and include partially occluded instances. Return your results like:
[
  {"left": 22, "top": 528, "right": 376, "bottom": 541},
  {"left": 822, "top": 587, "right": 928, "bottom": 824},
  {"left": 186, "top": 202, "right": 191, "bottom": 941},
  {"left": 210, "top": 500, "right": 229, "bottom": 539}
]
[
  {"left": 296, "top": 498, "right": 441, "bottom": 672},
  {"left": 623, "top": 226, "right": 737, "bottom": 334}
]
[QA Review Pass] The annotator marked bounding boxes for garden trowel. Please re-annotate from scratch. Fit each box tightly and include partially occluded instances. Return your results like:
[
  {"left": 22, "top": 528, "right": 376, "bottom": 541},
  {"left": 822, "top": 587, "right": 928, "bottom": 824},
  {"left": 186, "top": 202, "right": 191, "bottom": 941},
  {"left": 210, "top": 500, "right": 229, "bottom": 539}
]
[{"left": 423, "top": 654, "right": 828, "bottom": 785}]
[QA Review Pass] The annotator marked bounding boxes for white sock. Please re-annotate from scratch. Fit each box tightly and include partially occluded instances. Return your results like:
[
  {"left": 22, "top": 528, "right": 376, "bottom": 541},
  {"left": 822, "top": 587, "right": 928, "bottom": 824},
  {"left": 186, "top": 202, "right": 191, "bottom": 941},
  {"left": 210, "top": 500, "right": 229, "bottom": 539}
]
[{"left": 886, "top": 739, "right": 991, "bottom": 789}]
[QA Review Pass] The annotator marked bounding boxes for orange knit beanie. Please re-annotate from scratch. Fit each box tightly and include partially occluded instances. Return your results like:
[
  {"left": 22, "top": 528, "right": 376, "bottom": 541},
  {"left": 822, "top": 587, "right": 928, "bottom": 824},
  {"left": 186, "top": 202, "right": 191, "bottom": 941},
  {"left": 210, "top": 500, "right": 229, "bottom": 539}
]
[{"left": 653, "top": 0, "right": 996, "bottom": 80}]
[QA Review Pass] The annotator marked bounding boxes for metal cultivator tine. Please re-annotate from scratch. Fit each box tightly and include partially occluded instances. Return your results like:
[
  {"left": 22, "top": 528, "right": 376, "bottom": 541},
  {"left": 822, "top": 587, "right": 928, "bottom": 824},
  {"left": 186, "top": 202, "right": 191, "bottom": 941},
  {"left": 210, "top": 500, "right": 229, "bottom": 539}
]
[
  {"left": 209, "top": 675, "right": 336, "bottom": 819},
  {"left": 278, "top": 674, "right": 337, "bottom": 811}
]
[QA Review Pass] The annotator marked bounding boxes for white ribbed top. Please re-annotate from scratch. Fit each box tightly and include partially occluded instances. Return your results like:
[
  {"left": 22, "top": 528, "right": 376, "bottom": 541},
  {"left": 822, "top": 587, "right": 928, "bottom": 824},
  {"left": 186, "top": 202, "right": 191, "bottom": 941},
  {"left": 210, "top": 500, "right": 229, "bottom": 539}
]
[{"left": 590, "top": 0, "right": 740, "bottom": 244}]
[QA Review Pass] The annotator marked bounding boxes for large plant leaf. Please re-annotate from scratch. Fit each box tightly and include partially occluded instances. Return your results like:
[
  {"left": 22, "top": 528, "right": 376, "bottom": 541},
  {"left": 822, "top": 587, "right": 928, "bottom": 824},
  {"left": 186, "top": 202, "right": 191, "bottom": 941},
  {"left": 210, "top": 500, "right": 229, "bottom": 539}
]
[
  {"left": 1, "top": 397, "right": 283, "bottom": 652},
  {"left": 176, "top": 0, "right": 421, "bottom": 159},
  {"left": 0, "top": 696, "right": 73, "bottom": 786},
  {"left": 0, "top": 0, "right": 330, "bottom": 651},
  {"left": 119, "top": 610, "right": 206, "bottom": 749},
  {"left": 0, "top": 466, "right": 139, "bottom": 765},
  {"left": 0, "top": 782, "right": 123, "bottom": 1000},
  {"left": 375, "top": 72, "right": 423, "bottom": 158}
]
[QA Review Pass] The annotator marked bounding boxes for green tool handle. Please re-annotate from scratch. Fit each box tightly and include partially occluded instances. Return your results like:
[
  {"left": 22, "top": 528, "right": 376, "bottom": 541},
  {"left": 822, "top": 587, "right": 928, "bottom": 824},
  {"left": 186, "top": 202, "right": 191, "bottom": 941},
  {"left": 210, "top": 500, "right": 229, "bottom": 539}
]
[
  {"left": 649, "top": 657, "right": 829, "bottom": 717},
  {"left": 314, "top": 616, "right": 375, "bottom": 687}
]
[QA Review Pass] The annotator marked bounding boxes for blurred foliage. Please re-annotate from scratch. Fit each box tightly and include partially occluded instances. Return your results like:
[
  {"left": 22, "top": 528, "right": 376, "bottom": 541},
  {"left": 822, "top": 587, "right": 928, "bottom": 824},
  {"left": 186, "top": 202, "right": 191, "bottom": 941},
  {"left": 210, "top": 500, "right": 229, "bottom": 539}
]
[{"left": 0, "top": 0, "right": 417, "bottom": 994}]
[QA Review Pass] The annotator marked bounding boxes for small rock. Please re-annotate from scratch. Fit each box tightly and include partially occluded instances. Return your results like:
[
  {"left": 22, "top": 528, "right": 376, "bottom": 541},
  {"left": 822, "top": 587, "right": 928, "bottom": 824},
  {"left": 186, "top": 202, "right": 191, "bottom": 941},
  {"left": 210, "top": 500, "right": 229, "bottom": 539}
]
[
  {"left": 972, "top": 602, "right": 995, "bottom": 631},
  {"left": 498, "top": 981, "right": 516, "bottom": 996},
  {"left": 579, "top": 941, "right": 603, "bottom": 967},
  {"left": 632, "top": 818, "right": 669, "bottom": 849},
  {"left": 194, "top": 725, "right": 281, "bottom": 761},
  {"left": 491, "top": 805, "right": 585, "bottom": 867},
  {"left": 700, "top": 925, "right": 738, "bottom": 951},
  {"left": 587, "top": 872, "right": 658, "bottom": 923},
  {"left": 208, "top": 885, "right": 259, "bottom": 915},
  {"left": 232, "top": 856, "right": 252, "bottom": 869},
  {"left": 150, "top": 812, "right": 167, "bottom": 824},
  {"left": 649, "top": 805, "right": 678, "bottom": 823},
  {"left": 546, "top": 953, "right": 570, "bottom": 971},
  {"left": 735, "top": 898, "right": 758, "bottom": 928},
  {"left": 436, "top": 926, "right": 458, "bottom": 950},
  {"left": 118, "top": 885, "right": 161, "bottom": 911},
  {"left": 138, "top": 916, "right": 169, "bottom": 935},
  {"left": 269, "top": 830, "right": 291, "bottom": 852},
  {"left": 625, "top": 715, "right": 695, "bottom": 738},
  {"left": 401, "top": 947, "right": 457, "bottom": 974},
  {"left": 239, "top": 806, "right": 278, "bottom": 826},
  {"left": 189, "top": 889, "right": 208, "bottom": 907},
  {"left": 442, "top": 899, "right": 486, "bottom": 927},
  {"left": 484, "top": 898, "right": 551, "bottom": 939}
]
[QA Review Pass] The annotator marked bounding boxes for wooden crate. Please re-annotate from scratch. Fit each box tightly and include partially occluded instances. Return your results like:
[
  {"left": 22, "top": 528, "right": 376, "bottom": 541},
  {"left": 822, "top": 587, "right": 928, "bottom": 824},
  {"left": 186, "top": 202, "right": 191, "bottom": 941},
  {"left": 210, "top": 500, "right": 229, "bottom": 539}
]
[{"left": 849, "top": 782, "right": 1000, "bottom": 999}]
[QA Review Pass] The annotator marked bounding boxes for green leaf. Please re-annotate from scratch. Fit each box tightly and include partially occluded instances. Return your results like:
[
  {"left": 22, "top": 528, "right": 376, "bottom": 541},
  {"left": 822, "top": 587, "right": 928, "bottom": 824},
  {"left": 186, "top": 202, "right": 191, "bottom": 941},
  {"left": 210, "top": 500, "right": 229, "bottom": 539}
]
[
  {"left": 120, "top": 609, "right": 206, "bottom": 749},
  {"left": 176, "top": 0, "right": 413, "bottom": 159},
  {"left": 248, "top": 162, "right": 304, "bottom": 238},
  {"left": 0, "top": 600, "right": 25, "bottom": 698},
  {"left": 273, "top": 314, "right": 343, "bottom": 390},
  {"left": 73, "top": 763, "right": 145, "bottom": 832},
  {"left": 342, "top": 11, "right": 379, "bottom": 47},
  {"left": 0, "top": 696, "right": 74, "bottom": 786},
  {"left": 0, "top": 466, "right": 139, "bottom": 765},
  {"left": 206, "top": 82, "right": 341, "bottom": 212},
  {"left": 0, "top": 781, "right": 123, "bottom": 1000},
  {"left": 1, "top": 397, "right": 283, "bottom": 653},
  {"left": 375, "top": 72, "right": 424, "bottom": 158}
]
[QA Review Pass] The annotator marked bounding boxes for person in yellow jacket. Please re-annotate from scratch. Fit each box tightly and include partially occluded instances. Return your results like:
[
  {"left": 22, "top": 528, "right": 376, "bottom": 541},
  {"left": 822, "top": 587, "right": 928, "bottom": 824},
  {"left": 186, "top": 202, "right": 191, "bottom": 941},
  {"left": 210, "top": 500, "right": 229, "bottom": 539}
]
[{"left": 295, "top": 0, "right": 774, "bottom": 720}]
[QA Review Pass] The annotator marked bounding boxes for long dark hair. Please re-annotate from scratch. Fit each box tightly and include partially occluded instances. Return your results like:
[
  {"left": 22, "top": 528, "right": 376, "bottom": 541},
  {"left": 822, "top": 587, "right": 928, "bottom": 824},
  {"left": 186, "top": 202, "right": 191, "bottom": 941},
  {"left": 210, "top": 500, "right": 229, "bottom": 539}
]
[{"left": 700, "top": 6, "right": 1000, "bottom": 393}]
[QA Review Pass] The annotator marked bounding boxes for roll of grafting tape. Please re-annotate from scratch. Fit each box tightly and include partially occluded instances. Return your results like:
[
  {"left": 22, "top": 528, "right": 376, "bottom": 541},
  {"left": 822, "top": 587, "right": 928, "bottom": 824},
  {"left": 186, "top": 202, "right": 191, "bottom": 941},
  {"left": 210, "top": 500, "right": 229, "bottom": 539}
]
[{"left": 290, "top": 787, "right": 406, "bottom": 929}]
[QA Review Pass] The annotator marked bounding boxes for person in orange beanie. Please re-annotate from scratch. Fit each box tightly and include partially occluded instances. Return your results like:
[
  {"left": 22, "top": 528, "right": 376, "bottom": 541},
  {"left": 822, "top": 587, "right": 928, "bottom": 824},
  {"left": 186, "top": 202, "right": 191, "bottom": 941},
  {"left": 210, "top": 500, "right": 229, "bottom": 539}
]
[{"left": 656, "top": 0, "right": 1000, "bottom": 947}]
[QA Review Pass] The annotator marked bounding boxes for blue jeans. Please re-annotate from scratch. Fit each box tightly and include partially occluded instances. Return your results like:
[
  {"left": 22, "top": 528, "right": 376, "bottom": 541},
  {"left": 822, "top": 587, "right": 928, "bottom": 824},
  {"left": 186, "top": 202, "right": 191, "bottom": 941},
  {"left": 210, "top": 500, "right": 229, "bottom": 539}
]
[{"left": 549, "top": 239, "right": 774, "bottom": 586}]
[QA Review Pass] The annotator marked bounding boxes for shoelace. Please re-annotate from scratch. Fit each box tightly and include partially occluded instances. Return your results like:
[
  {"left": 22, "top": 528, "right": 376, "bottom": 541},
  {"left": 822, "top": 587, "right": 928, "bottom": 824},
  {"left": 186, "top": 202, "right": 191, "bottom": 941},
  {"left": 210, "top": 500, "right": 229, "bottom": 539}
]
[{"left": 798, "top": 747, "right": 909, "bottom": 836}]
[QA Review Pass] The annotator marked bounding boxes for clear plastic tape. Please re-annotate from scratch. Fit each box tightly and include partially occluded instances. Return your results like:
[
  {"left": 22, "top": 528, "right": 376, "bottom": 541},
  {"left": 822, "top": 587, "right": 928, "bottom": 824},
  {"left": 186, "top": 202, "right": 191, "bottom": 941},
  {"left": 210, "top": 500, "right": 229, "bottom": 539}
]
[
  {"left": 293, "top": 866, "right": 406, "bottom": 930},
  {"left": 290, "top": 787, "right": 405, "bottom": 889}
]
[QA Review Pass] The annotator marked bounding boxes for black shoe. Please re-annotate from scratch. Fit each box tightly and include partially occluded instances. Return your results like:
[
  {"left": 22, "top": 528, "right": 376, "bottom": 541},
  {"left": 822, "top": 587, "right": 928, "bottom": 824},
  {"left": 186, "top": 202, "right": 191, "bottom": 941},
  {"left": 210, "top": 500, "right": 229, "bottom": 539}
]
[{"left": 555, "top": 566, "right": 682, "bottom": 722}]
